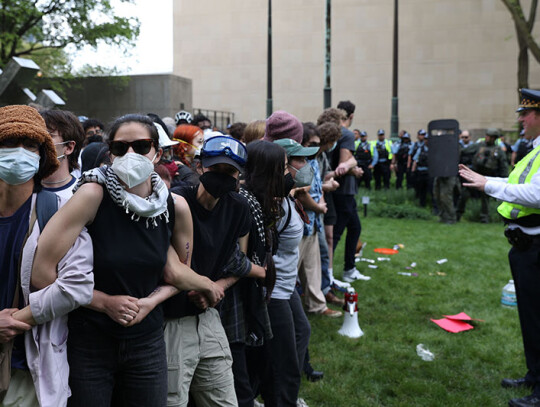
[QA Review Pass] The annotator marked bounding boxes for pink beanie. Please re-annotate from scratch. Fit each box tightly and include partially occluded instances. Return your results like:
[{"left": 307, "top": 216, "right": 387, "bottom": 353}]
[{"left": 263, "top": 110, "right": 303, "bottom": 143}]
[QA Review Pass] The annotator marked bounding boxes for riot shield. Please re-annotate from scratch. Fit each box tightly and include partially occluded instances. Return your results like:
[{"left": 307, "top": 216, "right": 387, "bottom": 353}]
[{"left": 427, "top": 119, "right": 460, "bottom": 177}]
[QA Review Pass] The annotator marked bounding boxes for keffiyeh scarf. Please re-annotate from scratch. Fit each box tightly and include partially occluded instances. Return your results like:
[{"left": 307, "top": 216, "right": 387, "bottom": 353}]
[{"left": 74, "top": 166, "right": 170, "bottom": 228}]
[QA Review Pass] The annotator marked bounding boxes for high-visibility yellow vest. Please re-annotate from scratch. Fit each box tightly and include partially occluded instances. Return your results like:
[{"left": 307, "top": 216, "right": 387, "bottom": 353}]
[
  {"left": 370, "top": 140, "right": 393, "bottom": 160},
  {"left": 498, "top": 145, "right": 540, "bottom": 221}
]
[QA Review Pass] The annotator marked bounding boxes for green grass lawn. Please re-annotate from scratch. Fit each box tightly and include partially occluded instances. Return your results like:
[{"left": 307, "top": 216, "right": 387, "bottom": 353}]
[{"left": 301, "top": 216, "right": 526, "bottom": 406}]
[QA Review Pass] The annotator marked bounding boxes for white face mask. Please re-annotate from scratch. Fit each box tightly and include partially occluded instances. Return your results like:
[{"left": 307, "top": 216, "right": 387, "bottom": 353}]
[
  {"left": 0, "top": 147, "right": 40, "bottom": 185},
  {"left": 111, "top": 152, "right": 156, "bottom": 188},
  {"left": 55, "top": 141, "right": 71, "bottom": 160}
]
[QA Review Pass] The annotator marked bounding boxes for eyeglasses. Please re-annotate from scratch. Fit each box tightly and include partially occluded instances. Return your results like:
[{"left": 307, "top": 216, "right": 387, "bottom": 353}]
[
  {"left": 0, "top": 138, "right": 40, "bottom": 152},
  {"left": 109, "top": 139, "right": 154, "bottom": 156},
  {"left": 201, "top": 136, "right": 247, "bottom": 166}
]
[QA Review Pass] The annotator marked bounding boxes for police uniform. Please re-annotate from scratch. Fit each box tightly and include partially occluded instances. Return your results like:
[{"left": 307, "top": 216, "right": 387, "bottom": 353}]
[
  {"left": 412, "top": 138, "right": 432, "bottom": 207},
  {"left": 392, "top": 133, "right": 412, "bottom": 189},
  {"left": 472, "top": 128, "right": 509, "bottom": 222},
  {"left": 372, "top": 129, "right": 393, "bottom": 189},
  {"left": 456, "top": 140, "right": 480, "bottom": 220},
  {"left": 354, "top": 132, "right": 375, "bottom": 189},
  {"left": 484, "top": 89, "right": 540, "bottom": 407}
]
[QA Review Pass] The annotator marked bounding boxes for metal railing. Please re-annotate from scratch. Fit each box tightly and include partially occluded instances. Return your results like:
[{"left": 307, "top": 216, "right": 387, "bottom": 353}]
[{"left": 193, "top": 108, "right": 235, "bottom": 131}]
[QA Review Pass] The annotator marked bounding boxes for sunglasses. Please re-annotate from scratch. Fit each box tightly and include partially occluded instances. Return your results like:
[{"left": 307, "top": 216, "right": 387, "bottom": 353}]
[{"left": 109, "top": 139, "right": 154, "bottom": 156}]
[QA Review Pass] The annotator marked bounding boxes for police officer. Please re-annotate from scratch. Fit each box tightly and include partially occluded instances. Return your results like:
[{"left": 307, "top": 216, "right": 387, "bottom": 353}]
[
  {"left": 459, "top": 88, "right": 540, "bottom": 407},
  {"left": 456, "top": 130, "right": 480, "bottom": 221},
  {"left": 354, "top": 131, "right": 376, "bottom": 189},
  {"left": 411, "top": 134, "right": 432, "bottom": 207},
  {"left": 471, "top": 128, "right": 509, "bottom": 223},
  {"left": 408, "top": 129, "right": 427, "bottom": 192},
  {"left": 512, "top": 129, "right": 534, "bottom": 167},
  {"left": 372, "top": 129, "right": 392, "bottom": 189},
  {"left": 391, "top": 131, "right": 412, "bottom": 189}
]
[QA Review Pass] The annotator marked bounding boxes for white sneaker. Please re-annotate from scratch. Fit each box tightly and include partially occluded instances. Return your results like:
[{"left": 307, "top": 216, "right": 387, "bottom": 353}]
[
  {"left": 254, "top": 401, "right": 265, "bottom": 407},
  {"left": 332, "top": 278, "right": 351, "bottom": 288},
  {"left": 343, "top": 268, "right": 371, "bottom": 282},
  {"left": 297, "top": 398, "right": 309, "bottom": 407}
]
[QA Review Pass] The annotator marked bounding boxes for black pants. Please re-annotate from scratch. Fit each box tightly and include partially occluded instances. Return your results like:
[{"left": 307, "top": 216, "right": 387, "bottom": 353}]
[
  {"left": 415, "top": 170, "right": 433, "bottom": 208},
  {"left": 333, "top": 194, "right": 361, "bottom": 271},
  {"left": 509, "top": 243, "right": 540, "bottom": 384},
  {"left": 374, "top": 162, "right": 391, "bottom": 189},
  {"left": 395, "top": 162, "right": 409, "bottom": 189},
  {"left": 358, "top": 164, "right": 372, "bottom": 189},
  {"left": 230, "top": 343, "right": 254, "bottom": 407}
]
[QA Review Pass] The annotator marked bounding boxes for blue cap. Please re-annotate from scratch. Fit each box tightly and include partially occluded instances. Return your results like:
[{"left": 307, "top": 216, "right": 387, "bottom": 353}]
[
  {"left": 402, "top": 132, "right": 410, "bottom": 139},
  {"left": 377, "top": 129, "right": 385, "bottom": 136},
  {"left": 360, "top": 131, "right": 367, "bottom": 137},
  {"left": 418, "top": 129, "right": 427, "bottom": 136}
]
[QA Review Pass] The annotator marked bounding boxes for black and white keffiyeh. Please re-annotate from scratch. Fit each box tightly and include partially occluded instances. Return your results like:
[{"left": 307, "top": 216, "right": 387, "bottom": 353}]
[
  {"left": 239, "top": 188, "right": 265, "bottom": 266},
  {"left": 74, "top": 166, "right": 170, "bottom": 228}
]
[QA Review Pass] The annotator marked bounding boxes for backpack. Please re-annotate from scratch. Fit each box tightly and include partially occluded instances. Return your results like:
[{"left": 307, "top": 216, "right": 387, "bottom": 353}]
[{"left": 36, "top": 190, "right": 59, "bottom": 231}]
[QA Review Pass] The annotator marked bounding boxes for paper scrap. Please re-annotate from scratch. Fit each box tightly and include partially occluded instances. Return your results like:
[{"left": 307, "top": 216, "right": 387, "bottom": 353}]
[
  {"left": 368, "top": 265, "right": 378, "bottom": 269},
  {"left": 377, "top": 257, "right": 390, "bottom": 262},
  {"left": 431, "top": 318, "right": 474, "bottom": 333},
  {"left": 436, "top": 258, "right": 448, "bottom": 264}
]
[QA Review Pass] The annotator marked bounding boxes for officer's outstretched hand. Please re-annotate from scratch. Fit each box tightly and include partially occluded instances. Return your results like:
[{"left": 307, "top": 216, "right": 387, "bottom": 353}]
[{"left": 459, "top": 164, "right": 487, "bottom": 191}]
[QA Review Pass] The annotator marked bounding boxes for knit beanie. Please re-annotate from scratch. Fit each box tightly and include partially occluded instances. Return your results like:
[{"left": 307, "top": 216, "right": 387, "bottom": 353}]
[
  {"left": 0, "top": 105, "right": 59, "bottom": 178},
  {"left": 264, "top": 110, "right": 303, "bottom": 143}
]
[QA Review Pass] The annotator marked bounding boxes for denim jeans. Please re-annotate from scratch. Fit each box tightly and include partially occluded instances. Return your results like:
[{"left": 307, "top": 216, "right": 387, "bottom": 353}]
[
  {"left": 332, "top": 194, "right": 361, "bottom": 271},
  {"left": 67, "top": 318, "right": 167, "bottom": 407}
]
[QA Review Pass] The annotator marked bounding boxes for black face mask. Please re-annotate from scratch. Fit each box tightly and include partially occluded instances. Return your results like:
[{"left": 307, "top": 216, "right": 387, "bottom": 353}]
[
  {"left": 280, "top": 172, "right": 295, "bottom": 197},
  {"left": 200, "top": 171, "right": 238, "bottom": 199}
]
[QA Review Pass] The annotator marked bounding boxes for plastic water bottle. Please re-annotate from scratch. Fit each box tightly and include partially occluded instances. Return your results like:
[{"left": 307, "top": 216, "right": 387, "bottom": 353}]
[{"left": 501, "top": 280, "right": 517, "bottom": 308}]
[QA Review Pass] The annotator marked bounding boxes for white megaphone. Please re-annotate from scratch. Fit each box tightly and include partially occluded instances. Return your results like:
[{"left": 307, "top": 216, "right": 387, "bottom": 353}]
[{"left": 338, "top": 287, "right": 364, "bottom": 338}]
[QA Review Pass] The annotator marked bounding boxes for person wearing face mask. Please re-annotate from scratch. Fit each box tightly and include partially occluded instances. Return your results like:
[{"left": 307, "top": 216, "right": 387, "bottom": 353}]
[
  {"left": 165, "top": 135, "right": 266, "bottom": 407},
  {"left": 39, "top": 109, "right": 85, "bottom": 200},
  {"left": 293, "top": 124, "right": 343, "bottom": 317},
  {"left": 0, "top": 105, "right": 94, "bottom": 407},
  {"left": 33, "top": 114, "right": 224, "bottom": 406}
]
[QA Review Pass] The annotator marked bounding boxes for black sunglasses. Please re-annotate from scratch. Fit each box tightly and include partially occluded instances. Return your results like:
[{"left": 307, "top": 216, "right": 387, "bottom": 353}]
[{"left": 109, "top": 139, "right": 154, "bottom": 156}]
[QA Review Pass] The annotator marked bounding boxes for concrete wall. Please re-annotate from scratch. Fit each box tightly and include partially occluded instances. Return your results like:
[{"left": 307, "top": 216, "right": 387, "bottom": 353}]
[
  {"left": 58, "top": 74, "right": 192, "bottom": 124},
  {"left": 172, "top": 0, "right": 540, "bottom": 137}
]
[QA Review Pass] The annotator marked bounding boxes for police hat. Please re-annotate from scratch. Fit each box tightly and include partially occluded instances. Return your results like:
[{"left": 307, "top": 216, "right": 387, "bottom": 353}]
[
  {"left": 360, "top": 131, "right": 367, "bottom": 137},
  {"left": 486, "top": 128, "right": 501, "bottom": 138},
  {"left": 517, "top": 89, "right": 540, "bottom": 112},
  {"left": 402, "top": 132, "right": 411, "bottom": 140},
  {"left": 418, "top": 129, "right": 427, "bottom": 136},
  {"left": 377, "top": 129, "right": 385, "bottom": 136}
]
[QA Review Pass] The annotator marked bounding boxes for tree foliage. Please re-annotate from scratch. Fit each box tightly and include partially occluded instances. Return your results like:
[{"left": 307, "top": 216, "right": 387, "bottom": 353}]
[{"left": 0, "top": 0, "right": 140, "bottom": 69}]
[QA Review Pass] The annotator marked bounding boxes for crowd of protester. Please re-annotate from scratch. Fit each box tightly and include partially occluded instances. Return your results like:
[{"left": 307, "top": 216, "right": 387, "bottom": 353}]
[
  {"left": 0, "top": 101, "right": 380, "bottom": 407},
  {"left": 0, "top": 98, "right": 529, "bottom": 407}
]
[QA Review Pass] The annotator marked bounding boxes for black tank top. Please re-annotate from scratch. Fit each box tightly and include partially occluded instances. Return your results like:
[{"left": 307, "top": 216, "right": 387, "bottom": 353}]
[{"left": 70, "top": 186, "right": 175, "bottom": 339}]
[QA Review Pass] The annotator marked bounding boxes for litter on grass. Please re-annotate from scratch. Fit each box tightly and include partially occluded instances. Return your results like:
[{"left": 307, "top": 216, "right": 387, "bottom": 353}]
[
  {"left": 368, "top": 265, "right": 378, "bottom": 269},
  {"left": 374, "top": 248, "right": 399, "bottom": 255},
  {"left": 377, "top": 257, "right": 390, "bottom": 262},
  {"left": 431, "top": 312, "right": 481, "bottom": 333},
  {"left": 416, "top": 344, "right": 435, "bottom": 361},
  {"left": 397, "top": 272, "right": 417, "bottom": 277},
  {"left": 436, "top": 258, "right": 448, "bottom": 264}
]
